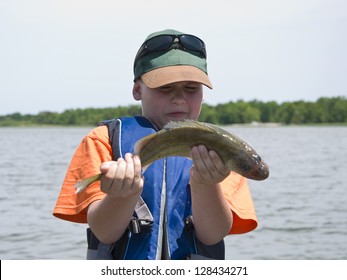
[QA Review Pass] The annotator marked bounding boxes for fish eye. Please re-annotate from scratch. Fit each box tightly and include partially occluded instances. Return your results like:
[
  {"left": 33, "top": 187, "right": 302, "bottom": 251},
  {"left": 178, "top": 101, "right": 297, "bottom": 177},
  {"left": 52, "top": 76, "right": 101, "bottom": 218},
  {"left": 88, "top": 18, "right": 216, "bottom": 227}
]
[{"left": 252, "top": 154, "right": 261, "bottom": 161}]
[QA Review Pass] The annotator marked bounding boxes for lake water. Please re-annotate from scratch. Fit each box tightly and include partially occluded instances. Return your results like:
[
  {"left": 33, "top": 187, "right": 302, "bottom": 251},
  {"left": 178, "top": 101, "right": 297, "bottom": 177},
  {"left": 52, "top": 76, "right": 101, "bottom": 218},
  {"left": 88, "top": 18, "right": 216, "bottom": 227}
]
[{"left": 0, "top": 125, "right": 346, "bottom": 260}]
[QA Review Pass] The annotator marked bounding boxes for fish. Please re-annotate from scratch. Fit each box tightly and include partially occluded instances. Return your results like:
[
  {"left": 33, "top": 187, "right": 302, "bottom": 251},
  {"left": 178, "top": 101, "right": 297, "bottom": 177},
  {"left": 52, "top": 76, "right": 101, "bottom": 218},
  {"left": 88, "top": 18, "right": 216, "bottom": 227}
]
[{"left": 74, "top": 120, "right": 269, "bottom": 193}]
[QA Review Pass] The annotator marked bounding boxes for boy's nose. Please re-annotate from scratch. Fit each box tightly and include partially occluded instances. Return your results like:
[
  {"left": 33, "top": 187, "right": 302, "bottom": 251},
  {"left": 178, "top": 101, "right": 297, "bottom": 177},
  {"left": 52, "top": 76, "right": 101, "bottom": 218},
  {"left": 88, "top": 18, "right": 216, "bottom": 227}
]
[{"left": 171, "top": 90, "right": 186, "bottom": 103}]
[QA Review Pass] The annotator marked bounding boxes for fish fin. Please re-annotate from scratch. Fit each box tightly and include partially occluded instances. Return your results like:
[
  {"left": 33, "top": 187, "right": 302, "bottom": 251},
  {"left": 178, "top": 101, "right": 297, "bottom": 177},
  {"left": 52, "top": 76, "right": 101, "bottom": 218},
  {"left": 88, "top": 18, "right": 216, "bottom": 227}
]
[
  {"left": 140, "top": 155, "right": 191, "bottom": 174},
  {"left": 164, "top": 120, "right": 216, "bottom": 133},
  {"left": 141, "top": 164, "right": 149, "bottom": 173}
]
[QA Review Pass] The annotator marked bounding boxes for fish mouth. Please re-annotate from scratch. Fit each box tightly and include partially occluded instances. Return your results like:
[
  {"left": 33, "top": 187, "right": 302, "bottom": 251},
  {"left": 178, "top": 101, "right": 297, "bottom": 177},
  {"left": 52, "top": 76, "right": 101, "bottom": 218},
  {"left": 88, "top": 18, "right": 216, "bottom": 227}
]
[{"left": 251, "top": 162, "right": 270, "bottom": 180}]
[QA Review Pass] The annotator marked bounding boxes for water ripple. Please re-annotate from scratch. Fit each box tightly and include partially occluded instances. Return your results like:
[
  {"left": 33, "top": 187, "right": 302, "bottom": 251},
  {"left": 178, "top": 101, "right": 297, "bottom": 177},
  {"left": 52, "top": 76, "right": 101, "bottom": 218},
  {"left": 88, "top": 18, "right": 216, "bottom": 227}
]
[{"left": 1, "top": 126, "right": 347, "bottom": 259}]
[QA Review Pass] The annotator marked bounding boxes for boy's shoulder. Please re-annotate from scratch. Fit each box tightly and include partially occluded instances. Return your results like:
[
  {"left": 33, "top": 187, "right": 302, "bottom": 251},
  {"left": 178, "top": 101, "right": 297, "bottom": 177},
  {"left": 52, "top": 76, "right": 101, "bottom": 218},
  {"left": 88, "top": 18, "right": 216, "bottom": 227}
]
[{"left": 86, "top": 125, "right": 110, "bottom": 142}]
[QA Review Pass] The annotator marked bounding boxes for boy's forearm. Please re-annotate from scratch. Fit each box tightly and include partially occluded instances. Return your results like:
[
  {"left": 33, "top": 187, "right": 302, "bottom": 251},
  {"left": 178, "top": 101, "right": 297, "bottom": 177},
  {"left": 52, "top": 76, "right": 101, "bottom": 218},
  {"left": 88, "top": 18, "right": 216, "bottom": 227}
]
[
  {"left": 87, "top": 194, "right": 140, "bottom": 244},
  {"left": 191, "top": 182, "right": 232, "bottom": 245}
]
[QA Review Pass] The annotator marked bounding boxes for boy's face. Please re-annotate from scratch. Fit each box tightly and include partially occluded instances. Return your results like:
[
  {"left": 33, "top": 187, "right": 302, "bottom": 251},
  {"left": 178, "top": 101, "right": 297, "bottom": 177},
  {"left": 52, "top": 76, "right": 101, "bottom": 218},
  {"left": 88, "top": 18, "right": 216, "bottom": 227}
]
[{"left": 133, "top": 80, "right": 204, "bottom": 129}]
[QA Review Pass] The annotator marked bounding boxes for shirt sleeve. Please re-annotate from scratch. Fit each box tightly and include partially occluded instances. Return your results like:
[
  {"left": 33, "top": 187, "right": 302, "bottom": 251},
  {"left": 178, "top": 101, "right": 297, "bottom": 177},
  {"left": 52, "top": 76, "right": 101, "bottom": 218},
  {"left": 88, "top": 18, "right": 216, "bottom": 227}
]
[
  {"left": 52, "top": 126, "right": 111, "bottom": 223},
  {"left": 221, "top": 172, "right": 258, "bottom": 234}
]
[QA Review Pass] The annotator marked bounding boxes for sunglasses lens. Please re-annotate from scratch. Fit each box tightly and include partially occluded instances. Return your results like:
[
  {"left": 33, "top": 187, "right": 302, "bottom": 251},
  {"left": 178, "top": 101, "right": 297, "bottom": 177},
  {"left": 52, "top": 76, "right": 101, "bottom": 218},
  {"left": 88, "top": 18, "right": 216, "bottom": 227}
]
[
  {"left": 135, "top": 34, "right": 206, "bottom": 67},
  {"left": 146, "top": 35, "right": 173, "bottom": 51},
  {"left": 180, "top": 35, "right": 204, "bottom": 52}
]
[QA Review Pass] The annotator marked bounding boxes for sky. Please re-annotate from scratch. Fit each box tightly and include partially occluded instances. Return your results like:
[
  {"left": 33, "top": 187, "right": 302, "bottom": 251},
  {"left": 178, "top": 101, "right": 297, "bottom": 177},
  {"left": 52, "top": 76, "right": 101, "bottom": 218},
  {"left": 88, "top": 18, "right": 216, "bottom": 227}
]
[{"left": 0, "top": 0, "right": 346, "bottom": 115}]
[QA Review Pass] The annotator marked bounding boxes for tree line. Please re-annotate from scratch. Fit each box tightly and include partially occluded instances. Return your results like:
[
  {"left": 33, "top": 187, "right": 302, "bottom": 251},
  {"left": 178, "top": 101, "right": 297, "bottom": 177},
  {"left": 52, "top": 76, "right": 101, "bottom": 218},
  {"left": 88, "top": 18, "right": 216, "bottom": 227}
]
[{"left": 1, "top": 96, "right": 346, "bottom": 126}]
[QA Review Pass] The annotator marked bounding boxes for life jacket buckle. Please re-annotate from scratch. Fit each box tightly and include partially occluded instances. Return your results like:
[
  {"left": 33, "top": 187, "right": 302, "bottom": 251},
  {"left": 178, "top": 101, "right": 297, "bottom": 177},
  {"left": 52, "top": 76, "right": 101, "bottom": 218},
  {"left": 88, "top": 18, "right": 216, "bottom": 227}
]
[
  {"left": 129, "top": 218, "right": 153, "bottom": 234},
  {"left": 184, "top": 216, "right": 194, "bottom": 232}
]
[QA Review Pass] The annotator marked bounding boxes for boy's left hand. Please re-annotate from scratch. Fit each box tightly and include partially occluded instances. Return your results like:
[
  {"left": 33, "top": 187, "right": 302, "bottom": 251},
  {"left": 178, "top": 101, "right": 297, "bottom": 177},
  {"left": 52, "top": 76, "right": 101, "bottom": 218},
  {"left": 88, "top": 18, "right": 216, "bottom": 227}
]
[{"left": 189, "top": 145, "right": 230, "bottom": 186}]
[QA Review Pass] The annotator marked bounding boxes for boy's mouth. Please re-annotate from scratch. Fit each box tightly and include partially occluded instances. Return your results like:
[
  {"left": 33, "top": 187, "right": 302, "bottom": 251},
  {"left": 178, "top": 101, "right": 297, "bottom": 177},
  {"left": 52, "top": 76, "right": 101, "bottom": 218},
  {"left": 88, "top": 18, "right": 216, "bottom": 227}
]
[{"left": 166, "top": 111, "right": 187, "bottom": 118}]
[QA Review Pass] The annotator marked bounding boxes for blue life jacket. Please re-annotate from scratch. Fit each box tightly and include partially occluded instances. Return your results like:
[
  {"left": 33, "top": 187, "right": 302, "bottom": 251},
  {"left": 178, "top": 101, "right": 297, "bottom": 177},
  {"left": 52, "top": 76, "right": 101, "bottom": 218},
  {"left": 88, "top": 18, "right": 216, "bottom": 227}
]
[{"left": 86, "top": 116, "right": 225, "bottom": 260}]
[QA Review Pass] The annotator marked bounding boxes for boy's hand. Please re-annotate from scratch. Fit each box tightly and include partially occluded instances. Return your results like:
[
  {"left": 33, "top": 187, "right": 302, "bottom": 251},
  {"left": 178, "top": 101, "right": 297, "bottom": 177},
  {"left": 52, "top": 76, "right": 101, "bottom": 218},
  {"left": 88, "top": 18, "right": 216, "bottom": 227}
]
[
  {"left": 189, "top": 145, "right": 230, "bottom": 187},
  {"left": 99, "top": 153, "right": 143, "bottom": 198}
]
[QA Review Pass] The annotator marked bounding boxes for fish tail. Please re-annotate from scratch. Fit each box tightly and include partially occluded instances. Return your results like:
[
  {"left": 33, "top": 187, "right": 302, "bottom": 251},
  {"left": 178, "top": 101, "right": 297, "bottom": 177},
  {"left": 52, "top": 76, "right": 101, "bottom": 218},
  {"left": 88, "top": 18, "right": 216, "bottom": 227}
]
[{"left": 74, "top": 173, "right": 103, "bottom": 194}]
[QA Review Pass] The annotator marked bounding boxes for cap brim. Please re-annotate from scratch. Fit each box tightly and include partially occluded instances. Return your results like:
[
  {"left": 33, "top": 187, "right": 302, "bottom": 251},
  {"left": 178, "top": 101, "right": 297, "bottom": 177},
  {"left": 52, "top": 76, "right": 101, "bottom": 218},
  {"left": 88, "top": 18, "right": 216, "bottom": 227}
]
[{"left": 141, "top": 65, "right": 213, "bottom": 89}]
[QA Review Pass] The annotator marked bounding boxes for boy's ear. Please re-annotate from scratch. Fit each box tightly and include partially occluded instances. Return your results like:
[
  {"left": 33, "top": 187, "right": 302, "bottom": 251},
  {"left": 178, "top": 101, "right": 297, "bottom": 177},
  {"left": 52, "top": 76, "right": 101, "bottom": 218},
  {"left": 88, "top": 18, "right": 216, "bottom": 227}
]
[{"left": 132, "top": 81, "right": 142, "bottom": 101}]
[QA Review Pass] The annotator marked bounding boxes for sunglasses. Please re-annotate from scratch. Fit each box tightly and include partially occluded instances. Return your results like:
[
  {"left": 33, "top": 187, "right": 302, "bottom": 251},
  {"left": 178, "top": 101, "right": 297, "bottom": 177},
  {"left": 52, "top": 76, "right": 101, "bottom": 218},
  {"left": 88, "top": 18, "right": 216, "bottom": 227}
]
[{"left": 134, "top": 34, "right": 207, "bottom": 67}]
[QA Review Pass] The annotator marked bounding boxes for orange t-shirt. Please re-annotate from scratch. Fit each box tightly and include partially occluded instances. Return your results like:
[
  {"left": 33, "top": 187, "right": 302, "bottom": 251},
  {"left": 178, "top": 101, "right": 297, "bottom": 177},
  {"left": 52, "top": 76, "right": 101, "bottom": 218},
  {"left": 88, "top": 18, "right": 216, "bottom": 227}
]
[{"left": 53, "top": 126, "right": 258, "bottom": 234}]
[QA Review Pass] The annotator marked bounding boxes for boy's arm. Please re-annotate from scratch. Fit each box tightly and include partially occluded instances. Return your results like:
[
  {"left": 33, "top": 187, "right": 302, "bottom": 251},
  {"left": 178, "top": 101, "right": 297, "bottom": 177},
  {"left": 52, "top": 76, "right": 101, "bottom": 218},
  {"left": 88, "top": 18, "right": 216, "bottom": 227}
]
[
  {"left": 189, "top": 145, "right": 233, "bottom": 245},
  {"left": 87, "top": 154, "right": 143, "bottom": 244}
]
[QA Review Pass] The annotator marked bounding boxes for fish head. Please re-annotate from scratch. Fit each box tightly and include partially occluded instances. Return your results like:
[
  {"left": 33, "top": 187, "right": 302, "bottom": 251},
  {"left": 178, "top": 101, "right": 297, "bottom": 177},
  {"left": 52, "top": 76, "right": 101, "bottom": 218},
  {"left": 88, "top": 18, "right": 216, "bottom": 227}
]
[
  {"left": 225, "top": 141, "right": 269, "bottom": 181},
  {"left": 241, "top": 153, "right": 269, "bottom": 181}
]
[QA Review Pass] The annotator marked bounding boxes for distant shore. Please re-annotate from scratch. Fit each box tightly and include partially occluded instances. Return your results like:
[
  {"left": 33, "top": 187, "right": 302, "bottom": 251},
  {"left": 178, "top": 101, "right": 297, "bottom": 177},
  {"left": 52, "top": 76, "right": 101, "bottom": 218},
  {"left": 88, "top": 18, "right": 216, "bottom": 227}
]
[
  {"left": 1, "top": 96, "right": 346, "bottom": 127},
  {"left": 1, "top": 122, "right": 346, "bottom": 129}
]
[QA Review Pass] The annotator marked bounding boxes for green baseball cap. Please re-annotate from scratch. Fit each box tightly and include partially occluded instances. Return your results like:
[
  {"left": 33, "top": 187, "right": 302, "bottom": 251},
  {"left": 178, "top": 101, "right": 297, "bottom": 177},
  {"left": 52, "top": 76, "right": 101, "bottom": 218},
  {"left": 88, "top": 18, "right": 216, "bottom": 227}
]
[{"left": 133, "top": 29, "right": 213, "bottom": 89}]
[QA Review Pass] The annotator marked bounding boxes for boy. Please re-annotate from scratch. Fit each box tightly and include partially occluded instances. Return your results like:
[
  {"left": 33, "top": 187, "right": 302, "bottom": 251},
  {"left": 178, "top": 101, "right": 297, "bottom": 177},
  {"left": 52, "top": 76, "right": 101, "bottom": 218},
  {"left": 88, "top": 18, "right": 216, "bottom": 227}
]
[{"left": 53, "top": 29, "right": 258, "bottom": 260}]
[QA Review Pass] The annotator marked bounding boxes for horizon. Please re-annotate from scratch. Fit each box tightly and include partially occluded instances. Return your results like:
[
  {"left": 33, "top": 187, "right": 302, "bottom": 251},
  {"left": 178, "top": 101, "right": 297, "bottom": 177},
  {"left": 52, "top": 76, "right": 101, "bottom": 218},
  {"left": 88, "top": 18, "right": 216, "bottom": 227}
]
[{"left": 1, "top": 95, "right": 345, "bottom": 117}]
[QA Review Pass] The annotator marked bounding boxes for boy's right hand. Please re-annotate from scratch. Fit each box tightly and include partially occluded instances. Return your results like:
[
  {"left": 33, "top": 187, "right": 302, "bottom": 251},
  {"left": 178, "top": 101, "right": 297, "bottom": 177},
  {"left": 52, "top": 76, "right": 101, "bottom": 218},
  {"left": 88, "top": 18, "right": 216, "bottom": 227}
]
[{"left": 99, "top": 153, "right": 144, "bottom": 198}]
